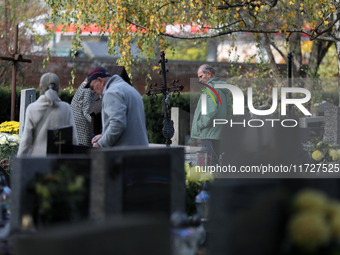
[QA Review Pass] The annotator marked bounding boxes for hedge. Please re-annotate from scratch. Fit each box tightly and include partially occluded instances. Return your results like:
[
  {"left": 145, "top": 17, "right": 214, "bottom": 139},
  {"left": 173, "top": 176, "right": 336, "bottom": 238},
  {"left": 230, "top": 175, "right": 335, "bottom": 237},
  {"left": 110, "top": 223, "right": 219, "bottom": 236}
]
[
  {"left": 0, "top": 87, "right": 74, "bottom": 124},
  {"left": 142, "top": 92, "right": 200, "bottom": 144}
]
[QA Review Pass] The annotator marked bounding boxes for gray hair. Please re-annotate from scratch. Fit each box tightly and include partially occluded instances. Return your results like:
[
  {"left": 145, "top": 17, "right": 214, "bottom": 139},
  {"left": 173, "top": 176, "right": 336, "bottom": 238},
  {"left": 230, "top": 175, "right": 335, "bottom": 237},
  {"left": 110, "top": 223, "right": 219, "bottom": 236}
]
[
  {"left": 200, "top": 64, "right": 215, "bottom": 75},
  {"left": 39, "top": 73, "right": 60, "bottom": 107}
]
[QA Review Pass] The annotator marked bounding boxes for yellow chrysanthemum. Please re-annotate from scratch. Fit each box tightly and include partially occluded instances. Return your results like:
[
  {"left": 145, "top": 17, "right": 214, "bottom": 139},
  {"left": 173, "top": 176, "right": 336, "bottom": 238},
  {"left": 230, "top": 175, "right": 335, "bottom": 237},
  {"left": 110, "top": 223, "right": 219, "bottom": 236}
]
[
  {"left": 312, "top": 150, "right": 323, "bottom": 161},
  {"left": 329, "top": 149, "right": 339, "bottom": 161},
  {"left": 187, "top": 166, "right": 214, "bottom": 183},
  {"left": 331, "top": 215, "right": 340, "bottom": 240},
  {"left": 184, "top": 162, "right": 190, "bottom": 174},
  {"left": 289, "top": 211, "right": 330, "bottom": 251},
  {"left": 293, "top": 189, "right": 328, "bottom": 213},
  {"left": 326, "top": 200, "right": 340, "bottom": 220},
  {"left": 337, "top": 149, "right": 340, "bottom": 158},
  {"left": 187, "top": 166, "right": 201, "bottom": 182}
]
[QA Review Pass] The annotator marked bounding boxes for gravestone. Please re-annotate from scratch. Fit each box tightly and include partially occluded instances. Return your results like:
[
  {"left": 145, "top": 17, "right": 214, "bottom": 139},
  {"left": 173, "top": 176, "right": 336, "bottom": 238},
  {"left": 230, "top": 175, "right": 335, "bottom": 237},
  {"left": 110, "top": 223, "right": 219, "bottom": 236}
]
[
  {"left": 208, "top": 179, "right": 286, "bottom": 255},
  {"left": 312, "top": 100, "right": 335, "bottom": 116},
  {"left": 299, "top": 116, "right": 324, "bottom": 138},
  {"left": 323, "top": 106, "right": 340, "bottom": 144},
  {"left": 299, "top": 116, "right": 324, "bottom": 128},
  {"left": 46, "top": 126, "right": 90, "bottom": 155},
  {"left": 14, "top": 214, "right": 171, "bottom": 255},
  {"left": 89, "top": 146, "right": 185, "bottom": 221},
  {"left": 10, "top": 155, "right": 91, "bottom": 233},
  {"left": 171, "top": 107, "right": 190, "bottom": 145},
  {"left": 19, "top": 89, "right": 36, "bottom": 136},
  {"left": 47, "top": 126, "right": 73, "bottom": 155},
  {"left": 208, "top": 178, "right": 340, "bottom": 255}
]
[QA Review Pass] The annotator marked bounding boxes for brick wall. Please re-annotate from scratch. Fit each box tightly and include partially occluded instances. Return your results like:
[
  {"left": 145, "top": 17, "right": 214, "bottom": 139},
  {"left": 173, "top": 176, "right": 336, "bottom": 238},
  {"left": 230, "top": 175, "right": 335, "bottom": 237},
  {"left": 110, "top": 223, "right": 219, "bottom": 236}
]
[{"left": 17, "top": 56, "right": 289, "bottom": 95}]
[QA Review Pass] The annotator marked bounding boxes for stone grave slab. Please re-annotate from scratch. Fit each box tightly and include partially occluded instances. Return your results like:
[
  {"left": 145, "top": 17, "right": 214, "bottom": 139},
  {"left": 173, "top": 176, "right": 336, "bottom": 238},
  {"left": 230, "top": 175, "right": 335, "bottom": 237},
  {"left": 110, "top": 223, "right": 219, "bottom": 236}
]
[
  {"left": 312, "top": 100, "right": 335, "bottom": 116},
  {"left": 171, "top": 107, "right": 190, "bottom": 145},
  {"left": 11, "top": 155, "right": 91, "bottom": 233},
  {"left": 299, "top": 116, "right": 324, "bottom": 138},
  {"left": 19, "top": 89, "right": 36, "bottom": 136},
  {"left": 14, "top": 214, "right": 170, "bottom": 255},
  {"left": 324, "top": 106, "right": 340, "bottom": 144},
  {"left": 89, "top": 146, "right": 185, "bottom": 221}
]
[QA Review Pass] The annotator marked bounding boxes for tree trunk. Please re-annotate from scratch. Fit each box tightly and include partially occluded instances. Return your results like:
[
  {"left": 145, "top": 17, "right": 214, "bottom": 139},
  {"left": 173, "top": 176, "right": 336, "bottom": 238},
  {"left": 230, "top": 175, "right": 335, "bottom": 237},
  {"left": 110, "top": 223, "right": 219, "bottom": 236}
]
[
  {"left": 207, "top": 37, "right": 219, "bottom": 62},
  {"left": 289, "top": 0, "right": 303, "bottom": 77},
  {"left": 259, "top": 33, "right": 279, "bottom": 77},
  {"left": 334, "top": 3, "right": 340, "bottom": 106},
  {"left": 308, "top": 40, "right": 333, "bottom": 78}
]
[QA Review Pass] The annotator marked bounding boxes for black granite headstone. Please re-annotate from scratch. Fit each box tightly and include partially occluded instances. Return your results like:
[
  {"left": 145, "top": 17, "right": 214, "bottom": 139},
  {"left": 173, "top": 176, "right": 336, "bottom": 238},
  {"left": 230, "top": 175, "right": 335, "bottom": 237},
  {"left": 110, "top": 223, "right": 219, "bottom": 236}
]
[
  {"left": 47, "top": 126, "right": 73, "bottom": 155},
  {"left": 89, "top": 146, "right": 185, "bottom": 221}
]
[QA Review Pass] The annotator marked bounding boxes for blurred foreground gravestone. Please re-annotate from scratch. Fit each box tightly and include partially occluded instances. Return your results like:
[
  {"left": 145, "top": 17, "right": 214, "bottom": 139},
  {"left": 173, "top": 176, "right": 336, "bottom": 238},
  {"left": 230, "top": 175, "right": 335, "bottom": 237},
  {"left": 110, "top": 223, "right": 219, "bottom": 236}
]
[
  {"left": 11, "top": 155, "right": 91, "bottom": 233},
  {"left": 89, "top": 146, "right": 186, "bottom": 221},
  {"left": 14, "top": 214, "right": 170, "bottom": 255},
  {"left": 11, "top": 146, "right": 185, "bottom": 233}
]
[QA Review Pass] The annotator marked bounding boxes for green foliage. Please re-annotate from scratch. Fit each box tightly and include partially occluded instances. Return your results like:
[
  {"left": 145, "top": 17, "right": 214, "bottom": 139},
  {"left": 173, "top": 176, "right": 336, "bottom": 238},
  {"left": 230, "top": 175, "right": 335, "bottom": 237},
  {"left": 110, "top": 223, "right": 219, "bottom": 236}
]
[
  {"left": 186, "top": 181, "right": 202, "bottom": 216},
  {"left": 165, "top": 40, "right": 208, "bottom": 61},
  {"left": 303, "top": 137, "right": 340, "bottom": 163},
  {"left": 34, "top": 165, "right": 86, "bottom": 224},
  {"left": 0, "top": 87, "right": 75, "bottom": 123},
  {"left": 318, "top": 45, "right": 338, "bottom": 79},
  {"left": 142, "top": 92, "right": 199, "bottom": 144},
  {"left": 322, "top": 90, "right": 339, "bottom": 106},
  {"left": 0, "top": 133, "right": 20, "bottom": 176}
]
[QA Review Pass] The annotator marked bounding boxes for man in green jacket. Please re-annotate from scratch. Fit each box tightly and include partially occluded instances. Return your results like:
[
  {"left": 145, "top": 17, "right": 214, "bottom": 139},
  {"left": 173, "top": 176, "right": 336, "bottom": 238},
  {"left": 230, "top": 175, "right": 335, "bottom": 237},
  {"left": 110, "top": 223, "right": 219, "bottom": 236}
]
[{"left": 191, "top": 64, "right": 232, "bottom": 165}]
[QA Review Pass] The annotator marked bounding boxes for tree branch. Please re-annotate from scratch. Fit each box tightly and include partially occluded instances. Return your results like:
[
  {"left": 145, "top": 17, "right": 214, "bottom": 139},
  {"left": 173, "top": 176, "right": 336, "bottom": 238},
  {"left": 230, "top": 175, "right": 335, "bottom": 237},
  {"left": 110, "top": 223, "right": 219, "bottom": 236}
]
[
  {"left": 105, "top": 0, "right": 147, "bottom": 31},
  {"left": 160, "top": 28, "right": 340, "bottom": 42},
  {"left": 203, "top": 19, "right": 244, "bottom": 30},
  {"left": 157, "top": 1, "right": 176, "bottom": 11},
  {"left": 311, "top": 13, "right": 340, "bottom": 40},
  {"left": 270, "top": 41, "right": 288, "bottom": 63}
]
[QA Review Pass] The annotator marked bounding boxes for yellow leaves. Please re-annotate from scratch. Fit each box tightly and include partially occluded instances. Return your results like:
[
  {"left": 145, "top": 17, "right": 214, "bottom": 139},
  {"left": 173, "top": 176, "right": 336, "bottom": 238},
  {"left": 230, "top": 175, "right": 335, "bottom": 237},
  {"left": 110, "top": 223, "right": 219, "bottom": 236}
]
[
  {"left": 174, "top": 9, "right": 177, "bottom": 14},
  {"left": 150, "top": 15, "right": 155, "bottom": 24},
  {"left": 324, "top": 21, "right": 329, "bottom": 25},
  {"left": 152, "top": 66, "right": 159, "bottom": 70},
  {"left": 235, "top": 13, "right": 239, "bottom": 18},
  {"left": 255, "top": 6, "right": 259, "bottom": 11},
  {"left": 282, "top": 24, "right": 287, "bottom": 33},
  {"left": 289, "top": 1, "right": 293, "bottom": 5},
  {"left": 243, "top": 6, "right": 247, "bottom": 10}
]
